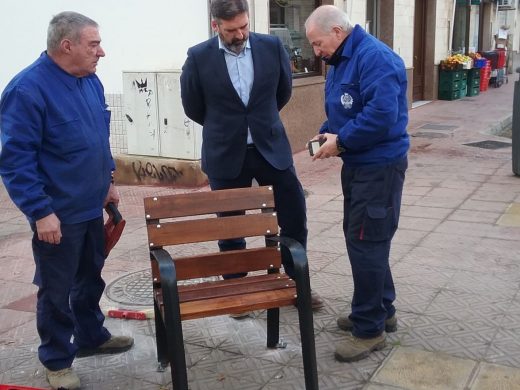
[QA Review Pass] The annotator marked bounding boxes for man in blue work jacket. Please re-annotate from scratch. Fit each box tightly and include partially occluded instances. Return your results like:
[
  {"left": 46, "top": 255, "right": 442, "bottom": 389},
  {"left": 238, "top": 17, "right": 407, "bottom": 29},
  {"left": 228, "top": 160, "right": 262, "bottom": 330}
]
[
  {"left": 305, "top": 5, "right": 409, "bottom": 362},
  {"left": 0, "top": 12, "right": 133, "bottom": 389}
]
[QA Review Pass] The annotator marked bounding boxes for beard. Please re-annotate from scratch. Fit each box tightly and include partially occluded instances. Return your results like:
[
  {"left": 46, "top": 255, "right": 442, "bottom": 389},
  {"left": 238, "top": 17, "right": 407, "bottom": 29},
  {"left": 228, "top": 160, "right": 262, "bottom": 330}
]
[{"left": 221, "top": 34, "right": 248, "bottom": 54}]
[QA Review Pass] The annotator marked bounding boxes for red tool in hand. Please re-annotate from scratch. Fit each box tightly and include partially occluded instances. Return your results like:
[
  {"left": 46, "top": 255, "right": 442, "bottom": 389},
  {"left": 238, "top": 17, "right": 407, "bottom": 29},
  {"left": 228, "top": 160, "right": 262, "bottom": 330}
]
[{"left": 104, "top": 202, "right": 126, "bottom": 257}]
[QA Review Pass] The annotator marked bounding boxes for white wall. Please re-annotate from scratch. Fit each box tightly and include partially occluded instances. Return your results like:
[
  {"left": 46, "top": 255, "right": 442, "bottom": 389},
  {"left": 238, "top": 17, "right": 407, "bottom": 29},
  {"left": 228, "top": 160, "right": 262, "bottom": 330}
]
[
  {"left": 435, "top": 0, "right": 453, "bottom": 63},
  {"left": 335, "top": 0, "right": 367, "bottom": 26},
  {"left": 393, "top": 0, "right": 414, "bottom": 67},
  {"left": 252, "top": 0, "right": 270, "bottom": 34},
  {"left": 0, "top": 0, "right": 210, "bottom": 93}
]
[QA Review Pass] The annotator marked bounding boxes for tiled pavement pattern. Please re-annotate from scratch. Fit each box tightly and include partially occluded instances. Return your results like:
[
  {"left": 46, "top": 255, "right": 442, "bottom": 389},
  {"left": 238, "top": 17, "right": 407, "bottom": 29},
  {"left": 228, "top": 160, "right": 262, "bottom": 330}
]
[{"left": 1, "top": 72, "right": 520, "bottom": 389}]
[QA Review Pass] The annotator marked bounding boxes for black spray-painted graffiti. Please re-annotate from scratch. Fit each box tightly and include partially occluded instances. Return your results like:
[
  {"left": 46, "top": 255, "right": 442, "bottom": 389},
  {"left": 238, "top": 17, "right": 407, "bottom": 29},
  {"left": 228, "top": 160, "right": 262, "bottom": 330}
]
[
  {"left": 132, "top": 161, "right": 183, "bottom": 183},
  {"left": 132, "top": 78, "right": 154, "bottom": 108},
  {"left": 135, "top": 78, "right": 148, "bottom": 92}
]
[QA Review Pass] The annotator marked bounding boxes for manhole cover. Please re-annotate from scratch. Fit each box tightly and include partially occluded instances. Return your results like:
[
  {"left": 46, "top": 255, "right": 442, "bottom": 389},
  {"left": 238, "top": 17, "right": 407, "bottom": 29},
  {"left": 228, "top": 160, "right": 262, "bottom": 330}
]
[
  {"left": 463, "top": 140, "right": 511, "bottom": 149},
  {"left": 105, "top": 269, "right": 220, "bottom": 306},
  {"left": 412, "top": 131, "right": 449, "bottom": 139},
  {"left": 419, "top": 124, "right": 458, "bottom": 131},
  {"left": 105, "top": 269, "right": 153, "bottom": 306}
]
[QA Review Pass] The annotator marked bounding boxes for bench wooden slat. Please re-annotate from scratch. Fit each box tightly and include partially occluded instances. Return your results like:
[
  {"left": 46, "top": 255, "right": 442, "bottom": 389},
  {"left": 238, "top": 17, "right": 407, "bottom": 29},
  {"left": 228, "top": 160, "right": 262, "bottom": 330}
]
[
  {"left": 177, "top": 273, "right": 289, "bottom": 293},
  {"left": 178, "top": 274, "right": 295, "bottom": 302},
  {"left": 147, "top": 213, "right": 279, "bottom": 247},
  {"left": 144, "top": 186, "right": 275, "bottom": 219},
  {"left": 178, "top": 289, "right": 297, "bottom": 320},
  {"left": 174, "top": 247, "right": 282, "bottom": 280}
]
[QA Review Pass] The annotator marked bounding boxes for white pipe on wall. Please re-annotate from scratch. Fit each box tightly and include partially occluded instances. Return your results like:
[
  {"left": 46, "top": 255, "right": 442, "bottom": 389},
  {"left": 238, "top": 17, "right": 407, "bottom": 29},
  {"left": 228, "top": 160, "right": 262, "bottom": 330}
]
[{"left": 449, "top": 0, "right": 457, "bottom": 54}]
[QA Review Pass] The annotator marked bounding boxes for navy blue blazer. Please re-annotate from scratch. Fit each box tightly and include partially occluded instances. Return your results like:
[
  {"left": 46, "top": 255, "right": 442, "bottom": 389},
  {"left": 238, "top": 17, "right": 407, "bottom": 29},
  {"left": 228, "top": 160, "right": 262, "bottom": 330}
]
[{"left": 180, "top": 32, "right": 294, "bottom": 180}]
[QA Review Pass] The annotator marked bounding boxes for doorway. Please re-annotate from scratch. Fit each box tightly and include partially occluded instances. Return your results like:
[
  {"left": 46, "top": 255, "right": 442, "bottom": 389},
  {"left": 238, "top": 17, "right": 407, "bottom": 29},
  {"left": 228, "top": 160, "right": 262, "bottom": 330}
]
[{"left": 413, "top": 0, "right": 426, "bottom": 101}]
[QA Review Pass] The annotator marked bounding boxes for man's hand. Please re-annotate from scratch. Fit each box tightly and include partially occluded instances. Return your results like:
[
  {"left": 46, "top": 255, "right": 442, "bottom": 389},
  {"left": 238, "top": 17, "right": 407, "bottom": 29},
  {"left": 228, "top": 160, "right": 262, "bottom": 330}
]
[
  {"left": 104, "top": 183, "right": 120, "bottom": 208},
  {"left": 36, "top": 213, "right": 61, "bottom": 244},
  {"left": 310, "top": 133, "right": 341, "bottom": 161}
]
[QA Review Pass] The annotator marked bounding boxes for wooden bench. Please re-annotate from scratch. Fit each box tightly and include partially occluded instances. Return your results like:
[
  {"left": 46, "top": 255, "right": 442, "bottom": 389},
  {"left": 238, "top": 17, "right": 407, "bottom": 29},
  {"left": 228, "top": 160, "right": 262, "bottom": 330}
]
[{"left": 144, "top": 185, "right": 319, "bottom": 389}]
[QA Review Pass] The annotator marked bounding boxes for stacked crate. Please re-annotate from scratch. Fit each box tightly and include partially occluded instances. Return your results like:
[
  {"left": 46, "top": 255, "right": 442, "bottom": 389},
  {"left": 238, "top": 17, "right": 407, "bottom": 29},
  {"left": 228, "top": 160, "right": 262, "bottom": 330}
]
[
  {"left": 479, "top": 59, "right": 491, "bottom": 91},
  {"left": 466, "top": 68, "right": 480, "bottom": 96},
  {"left": 438, "top": 69, "right": 468, "bottom": 100}
]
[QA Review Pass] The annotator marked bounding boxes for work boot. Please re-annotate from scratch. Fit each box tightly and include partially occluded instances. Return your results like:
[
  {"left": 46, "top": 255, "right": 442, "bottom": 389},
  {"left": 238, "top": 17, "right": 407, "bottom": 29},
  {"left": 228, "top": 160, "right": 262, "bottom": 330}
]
[
  {"left": 76, "top": 335, "right": 134, "bottom": 357},
  {"left": 337, "top": 314, "right": 397, "bottom": 333},
  {"left": 334, "top": 333, "right": 387, "bottom": 362},
  {"left": 46, "top": 367, "right": 80, "bottom": 389}
]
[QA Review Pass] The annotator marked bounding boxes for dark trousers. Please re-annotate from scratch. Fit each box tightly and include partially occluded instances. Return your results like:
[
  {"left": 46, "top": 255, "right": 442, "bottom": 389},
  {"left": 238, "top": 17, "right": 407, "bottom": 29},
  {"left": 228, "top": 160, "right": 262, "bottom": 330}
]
[
  {"left": 208, "top": 146, "right": 307, "bottom": 279},
  {"left": 32, "top": 217, "right": 111, "bottom": 370},
  {"left": 341, "top": 157, "right": 407, "bottom": 338}
]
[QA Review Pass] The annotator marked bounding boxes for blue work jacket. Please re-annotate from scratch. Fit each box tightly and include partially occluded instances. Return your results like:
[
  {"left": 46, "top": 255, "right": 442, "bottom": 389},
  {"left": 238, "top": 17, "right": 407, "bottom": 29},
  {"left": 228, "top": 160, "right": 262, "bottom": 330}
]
[
  {"left": 320, "top": 25, "right": 409, "bottom": 166},
  {"left": 0, "top": 53, "right": 114, "bottom": 224}
]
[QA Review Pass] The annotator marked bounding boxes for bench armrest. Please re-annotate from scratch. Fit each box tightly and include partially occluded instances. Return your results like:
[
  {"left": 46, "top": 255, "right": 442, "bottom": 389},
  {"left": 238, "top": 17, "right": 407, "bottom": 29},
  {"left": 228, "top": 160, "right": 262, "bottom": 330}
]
[
  {"left": 150, "top": 248, "right": 182, "bottom": 318},
  {"left": 267, "top": 236, "right": 312, "bottom": 306}
]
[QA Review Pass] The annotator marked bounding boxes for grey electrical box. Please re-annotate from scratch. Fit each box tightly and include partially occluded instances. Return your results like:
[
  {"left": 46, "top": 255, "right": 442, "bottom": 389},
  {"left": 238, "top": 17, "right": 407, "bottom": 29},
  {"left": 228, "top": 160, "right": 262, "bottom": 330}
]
[{"left": 123, "top": 71, "right": 202, "bottom": 160}]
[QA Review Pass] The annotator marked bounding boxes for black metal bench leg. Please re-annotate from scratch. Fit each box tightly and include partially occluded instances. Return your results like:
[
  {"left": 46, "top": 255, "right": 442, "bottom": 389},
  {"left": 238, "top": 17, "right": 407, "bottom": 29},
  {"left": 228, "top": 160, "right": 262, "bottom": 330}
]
[
  {"left": 267, "top": 236, "right": 319, "bottom": 389},
  {"left": 163, "top": 304, "right": 188, "bottom": 389},
  {"left": 153, "top": 251, "right": 189, "bottom": 390},
  {"left": 154, "top": 300, "right": 169, "bottom": 369},
  {"left": 297, "top": 291, "right": 319, "bottom": 390},
  {"left": 267, "top": 307, "right": 280, "bottom": 348}
]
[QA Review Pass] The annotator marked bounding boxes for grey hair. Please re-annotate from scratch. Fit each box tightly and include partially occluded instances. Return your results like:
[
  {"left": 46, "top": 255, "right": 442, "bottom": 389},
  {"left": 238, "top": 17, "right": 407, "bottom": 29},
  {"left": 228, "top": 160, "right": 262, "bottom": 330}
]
[
  {"left": 47, "top": 11, "right": 98, "bottom": 53},
  {"left": 210, "top": 0, "right": 249, "bottom": 23},
  {"left": 305, "top": 5, "right": 353, "bottom": 34}
]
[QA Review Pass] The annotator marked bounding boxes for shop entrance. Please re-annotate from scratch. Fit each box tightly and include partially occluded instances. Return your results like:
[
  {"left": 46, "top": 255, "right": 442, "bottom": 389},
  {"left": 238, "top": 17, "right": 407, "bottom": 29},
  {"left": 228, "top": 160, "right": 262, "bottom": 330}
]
[{"left": 413, "top": 0, "right": 426, "bottom": 101}]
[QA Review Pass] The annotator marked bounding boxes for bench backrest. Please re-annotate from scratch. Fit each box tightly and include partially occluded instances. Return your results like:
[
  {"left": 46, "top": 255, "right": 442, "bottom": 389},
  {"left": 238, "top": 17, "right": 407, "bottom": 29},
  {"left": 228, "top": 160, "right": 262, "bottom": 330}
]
[{"left": 144, "top": 186, "right": 282, "bottom": 281}]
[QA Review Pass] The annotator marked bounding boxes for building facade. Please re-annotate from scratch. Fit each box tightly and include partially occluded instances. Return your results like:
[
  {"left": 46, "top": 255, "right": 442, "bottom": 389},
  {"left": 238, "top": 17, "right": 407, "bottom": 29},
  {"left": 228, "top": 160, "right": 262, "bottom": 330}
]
[{"left": 0, "top": 0, "right": 518, "bottom": 160}]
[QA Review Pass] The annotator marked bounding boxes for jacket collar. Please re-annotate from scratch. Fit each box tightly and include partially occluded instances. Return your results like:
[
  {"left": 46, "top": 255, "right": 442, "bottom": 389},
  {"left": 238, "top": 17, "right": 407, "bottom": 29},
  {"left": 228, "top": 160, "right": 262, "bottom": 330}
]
[
  {"left": 40, "top": 51, "right": 81, "bottom": 91},
  {"left": 342, "top": 24, "right": 367, "bottom": 60}
]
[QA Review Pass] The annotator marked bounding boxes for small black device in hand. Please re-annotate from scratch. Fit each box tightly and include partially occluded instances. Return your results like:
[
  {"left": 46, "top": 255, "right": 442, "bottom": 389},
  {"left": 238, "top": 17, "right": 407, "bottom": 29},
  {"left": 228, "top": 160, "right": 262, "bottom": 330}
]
[{"left": 308, "top": 137, "right": 325, "bottom": 156}]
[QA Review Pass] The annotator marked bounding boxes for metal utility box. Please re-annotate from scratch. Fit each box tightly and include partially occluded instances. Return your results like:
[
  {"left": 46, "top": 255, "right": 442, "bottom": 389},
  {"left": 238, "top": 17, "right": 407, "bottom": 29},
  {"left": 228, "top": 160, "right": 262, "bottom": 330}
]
[{"left": 123, "top": 71, "right": 202, "bottom": 160}]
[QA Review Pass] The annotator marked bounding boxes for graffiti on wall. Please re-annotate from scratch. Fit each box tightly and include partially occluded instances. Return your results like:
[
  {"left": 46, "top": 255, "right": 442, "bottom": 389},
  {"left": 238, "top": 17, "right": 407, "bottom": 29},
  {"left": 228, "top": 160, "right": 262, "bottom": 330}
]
[{"left": 132, "top": 160, "right": 183, "bottom": 183}]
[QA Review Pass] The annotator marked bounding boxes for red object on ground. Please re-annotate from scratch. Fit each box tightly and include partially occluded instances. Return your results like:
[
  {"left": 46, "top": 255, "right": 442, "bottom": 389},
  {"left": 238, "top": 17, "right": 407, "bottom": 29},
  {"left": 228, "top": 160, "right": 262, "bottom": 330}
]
[
  {"left": 496, "top": 48, "right": 506, "bottom": 68},
  {"left": 0, "top": 385, "right": 47, "bottom": 390},
  {"left": 104, "top": 203, "right": 126, "bottom": 257},
  {"left": 108, "top": 309, "right": 147, "bottom": 320}
]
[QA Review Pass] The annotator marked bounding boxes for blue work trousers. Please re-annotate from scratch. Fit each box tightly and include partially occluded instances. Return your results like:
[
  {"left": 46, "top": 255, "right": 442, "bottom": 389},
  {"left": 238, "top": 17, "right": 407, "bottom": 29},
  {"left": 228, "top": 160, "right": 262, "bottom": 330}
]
[
  {"left": 341, "top": 157, "right": 407, "bottom": 338},
  {"left": 208, "top": 146, "right": 307, "bottom": 279},
  {"left": 32, "top": 217, "right": 111, "bottom": 370}
]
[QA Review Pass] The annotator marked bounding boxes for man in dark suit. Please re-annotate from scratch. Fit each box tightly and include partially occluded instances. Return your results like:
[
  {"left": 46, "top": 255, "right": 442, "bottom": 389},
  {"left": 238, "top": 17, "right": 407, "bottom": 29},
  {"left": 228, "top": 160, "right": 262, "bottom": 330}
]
[{"left": 181, "top": 0, "right": 322, "bottom": 309}]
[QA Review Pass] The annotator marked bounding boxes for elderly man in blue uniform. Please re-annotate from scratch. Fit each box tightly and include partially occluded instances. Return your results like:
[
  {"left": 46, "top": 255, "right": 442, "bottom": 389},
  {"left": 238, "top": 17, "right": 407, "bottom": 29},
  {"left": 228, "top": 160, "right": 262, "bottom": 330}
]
[
  {"left": 181, "top": 0, "right": 323, "bottom": 310},
  {"left": 0, "top": 11, "right": 133, "bottom": 389},
  {"left": 305, "top": 5, "right": 409, "bottom": 362}
]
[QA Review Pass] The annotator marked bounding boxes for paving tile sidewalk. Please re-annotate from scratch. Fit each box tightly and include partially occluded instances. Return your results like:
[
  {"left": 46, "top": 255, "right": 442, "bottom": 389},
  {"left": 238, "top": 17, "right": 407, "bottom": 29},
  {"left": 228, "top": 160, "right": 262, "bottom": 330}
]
[{"left": 1, "top": 72, "right": 520, "bottom": 389}]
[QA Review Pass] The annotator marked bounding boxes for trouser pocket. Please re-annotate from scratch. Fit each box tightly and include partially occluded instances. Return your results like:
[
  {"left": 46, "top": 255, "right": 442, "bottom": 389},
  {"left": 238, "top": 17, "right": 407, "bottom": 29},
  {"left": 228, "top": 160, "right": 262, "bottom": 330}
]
[{"left": 359, "top": 205, "right": 397, "bottom": 241}]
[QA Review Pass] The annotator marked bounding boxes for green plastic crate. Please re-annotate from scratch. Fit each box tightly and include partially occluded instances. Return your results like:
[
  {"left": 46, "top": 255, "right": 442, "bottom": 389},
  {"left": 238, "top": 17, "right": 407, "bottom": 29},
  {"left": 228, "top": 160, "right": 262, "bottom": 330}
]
[
  {"left": 439, "top": 70, "right": 463, "bottom": 83},
  {"left": 469, "top": 77, "right": 480, "bottom": 87},
  {"left": 467, "top": 86, "right": 480, "bottom": 97},
  {"left": 439, "top": 88, "right": 461, "bottom": 100},
  {"left": 439, "top": 79, "right": 461, "bottom": 91},
  {"left": 467, "top": 68, "right": 481, "bottom": 79}
]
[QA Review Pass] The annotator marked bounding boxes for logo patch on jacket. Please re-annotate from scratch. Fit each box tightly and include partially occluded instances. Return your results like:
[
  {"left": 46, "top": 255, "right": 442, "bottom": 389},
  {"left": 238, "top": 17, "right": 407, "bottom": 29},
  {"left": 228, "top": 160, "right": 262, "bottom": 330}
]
[{"left": 340, "top": 93, "right": 353, "bottom": 109}]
